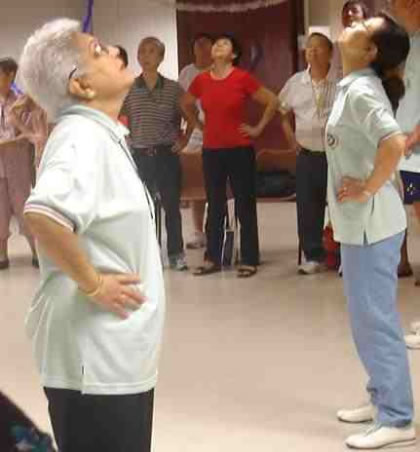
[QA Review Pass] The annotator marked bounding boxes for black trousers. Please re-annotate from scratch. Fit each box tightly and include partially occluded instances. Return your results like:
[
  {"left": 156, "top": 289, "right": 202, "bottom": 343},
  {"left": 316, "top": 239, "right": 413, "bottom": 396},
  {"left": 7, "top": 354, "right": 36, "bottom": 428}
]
[
  {"left": 202, "top": 146, "right": 259, "bottom": 266},
  {"left": 132, "top": 146, "right": 184, "bottom": 258},
  {"left": 296, "top": 149, "right": 327, "bottom": 262},
  {"left": 44, "top": 388, "right": 154, "bottom": 452}
]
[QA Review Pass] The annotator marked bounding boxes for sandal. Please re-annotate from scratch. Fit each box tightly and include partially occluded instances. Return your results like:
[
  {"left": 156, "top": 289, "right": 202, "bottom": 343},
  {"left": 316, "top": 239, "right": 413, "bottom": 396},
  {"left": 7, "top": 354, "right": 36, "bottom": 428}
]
[
  {"left": 237, "top": 265, "right": 257, "bottom": 278},
  {"left": 398, "top": 265, "right": 413, "bottom": 278},
  {"left": 193, "top": 262, "right": 221, "bottom": 276}
]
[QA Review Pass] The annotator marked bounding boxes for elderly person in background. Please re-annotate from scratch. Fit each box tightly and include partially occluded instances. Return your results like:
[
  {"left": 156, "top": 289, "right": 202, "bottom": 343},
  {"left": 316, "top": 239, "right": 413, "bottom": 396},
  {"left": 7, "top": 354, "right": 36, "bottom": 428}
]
[
  {"left": 331, "top": 0, "right": 370, "bottom": 78},
  {"left": 0, "top": 57, "right": 37, "bottom": 269},
  {"left": 9, "top": 94, "right": 49, "bottom": 169},
  {"left": 279, "top": 33, "right": 337, "bottom": 274},
  {"left": 19, "top": 18, "right": 165, "bottom": 452},
  {"left": 179, "top": 32, "right": 214, "bottom": 250},
  {"left": 121, "top": 37, "right": 190, "bottom": 271},
  {"left": 182, "top": 34, "right": 278, "bottom": 278}
]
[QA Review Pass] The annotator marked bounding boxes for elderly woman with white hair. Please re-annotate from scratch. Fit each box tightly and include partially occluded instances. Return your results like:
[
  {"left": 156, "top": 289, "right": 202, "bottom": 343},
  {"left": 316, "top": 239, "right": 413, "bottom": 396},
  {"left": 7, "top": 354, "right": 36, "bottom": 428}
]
[{"left": 19, "top": 18, "right": 165, "bottom": 452}]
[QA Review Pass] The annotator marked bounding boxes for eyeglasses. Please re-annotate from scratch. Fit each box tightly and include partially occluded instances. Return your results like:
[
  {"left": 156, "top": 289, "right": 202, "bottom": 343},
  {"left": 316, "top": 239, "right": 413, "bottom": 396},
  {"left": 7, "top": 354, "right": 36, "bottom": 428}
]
[{"left": 68, "top": 40, "right": 111, "bottom": 80}]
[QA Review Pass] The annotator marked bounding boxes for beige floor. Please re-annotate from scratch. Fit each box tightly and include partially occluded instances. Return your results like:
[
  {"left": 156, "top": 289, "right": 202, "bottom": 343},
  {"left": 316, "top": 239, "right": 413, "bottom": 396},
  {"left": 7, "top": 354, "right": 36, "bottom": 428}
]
[{"left": 1, "top": 202, "right": 420, "bottom": 452}]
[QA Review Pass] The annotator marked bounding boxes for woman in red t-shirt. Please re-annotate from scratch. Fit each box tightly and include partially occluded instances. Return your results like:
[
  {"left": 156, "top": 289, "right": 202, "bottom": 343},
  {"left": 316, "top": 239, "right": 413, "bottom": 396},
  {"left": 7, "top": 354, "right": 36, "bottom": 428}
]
[{"left": 182, "top": 34, "right": 278, "bottom": 277}]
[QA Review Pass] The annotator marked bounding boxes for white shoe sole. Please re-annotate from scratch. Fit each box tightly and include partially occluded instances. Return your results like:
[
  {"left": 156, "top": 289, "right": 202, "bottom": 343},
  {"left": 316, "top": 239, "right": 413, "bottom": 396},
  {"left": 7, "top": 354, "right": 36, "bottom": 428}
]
[
  {"left": 338, "top": 416, "right": 373, "bottom": 424},
  {"left": 405, "top": 334, "right": 420, "bottom": 350},
  {"left": 346, "top": 438, "right": 416, "bottom": 449}
]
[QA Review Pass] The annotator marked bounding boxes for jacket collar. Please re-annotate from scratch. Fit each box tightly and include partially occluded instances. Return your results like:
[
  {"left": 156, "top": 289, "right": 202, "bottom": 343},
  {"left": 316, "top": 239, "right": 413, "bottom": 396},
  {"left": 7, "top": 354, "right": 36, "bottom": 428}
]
[
  {"left": 338, "top": 67, "right": 375, "bottom": 89},
  {"left": 136, "top": 73, "right": 165, "bottom": 90},
  {"left": 302, "top": 65, "right": 336, "bottom": 84},
  {"left": 59, "top": 104, "right": 129, "bottom": 144}
]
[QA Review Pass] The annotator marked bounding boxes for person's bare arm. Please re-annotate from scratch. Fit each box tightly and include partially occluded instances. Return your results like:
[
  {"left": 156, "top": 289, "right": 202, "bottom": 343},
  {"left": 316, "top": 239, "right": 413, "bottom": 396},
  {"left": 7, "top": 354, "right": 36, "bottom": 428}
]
[
  {"left": 25, "top": 213, "right": 144, "bottom": 319},
  {"left": 240, "top": 87, "right": 279, "bottom": 138},
  {"left": 279, "top": 111, "right": 301, "bottom": 154},
  {"left": 338, "top": 134, "right": 405, "bottom": 203},
  {"left": 180, "top": 92, "right": 202, "bottom": 131}
]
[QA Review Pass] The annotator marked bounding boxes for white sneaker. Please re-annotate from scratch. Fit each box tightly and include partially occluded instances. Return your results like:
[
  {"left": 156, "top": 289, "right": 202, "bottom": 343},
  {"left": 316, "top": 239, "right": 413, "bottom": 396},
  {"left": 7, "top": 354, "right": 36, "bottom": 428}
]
[
  {"left": 345, "top": 423, "right": 416, "bottom": 449},
  {"left": 405, "top": 333, "right": 420, "bottom": 349},
  {"left": 169, "top": 255, "right": 189, "bottom": 271},
  {"left": 298, "top": 261, "right": 326, "bottom": 275},
  {"left": 337, "top": 403, "right": 375, "bottom": 424},
  {"left": 410, "top": 320, "right": 420, "bottom": 334}
]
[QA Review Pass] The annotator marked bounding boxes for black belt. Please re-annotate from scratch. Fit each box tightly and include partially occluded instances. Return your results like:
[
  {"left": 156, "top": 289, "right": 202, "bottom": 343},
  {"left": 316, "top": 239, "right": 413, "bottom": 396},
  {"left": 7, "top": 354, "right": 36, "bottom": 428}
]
[
  {"left": 300, "top": 147, "right": 326, "bottom": 156},
  {"left": 133, "top": 144, "right": 173, "bottom": 156}
]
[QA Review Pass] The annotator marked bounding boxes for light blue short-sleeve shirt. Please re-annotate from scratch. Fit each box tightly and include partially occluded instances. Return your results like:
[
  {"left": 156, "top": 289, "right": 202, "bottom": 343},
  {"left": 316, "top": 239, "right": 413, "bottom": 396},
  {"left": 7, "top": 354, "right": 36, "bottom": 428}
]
[
  {"left": 24, "top": 105, "right": 165, "bottom": 395},
  {"left": 397, "top": 32, "right": 420, "bottom": 173},
  {"left": 325, "top": 69, "right": 406, "bottom": 245}
]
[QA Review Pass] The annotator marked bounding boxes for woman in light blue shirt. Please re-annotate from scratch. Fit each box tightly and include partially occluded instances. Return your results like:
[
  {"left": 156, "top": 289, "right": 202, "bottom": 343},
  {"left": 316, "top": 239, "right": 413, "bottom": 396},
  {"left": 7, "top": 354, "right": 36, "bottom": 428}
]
[{"left": 325, "top": 14, "right": 415, "bottom": 450}]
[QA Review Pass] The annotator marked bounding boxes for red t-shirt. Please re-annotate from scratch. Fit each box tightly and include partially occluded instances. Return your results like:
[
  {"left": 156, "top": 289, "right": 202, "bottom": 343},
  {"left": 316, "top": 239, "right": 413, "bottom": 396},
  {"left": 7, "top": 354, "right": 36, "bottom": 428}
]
[{"left": 189, "top": 67, "right": 261, "bottom": 149}]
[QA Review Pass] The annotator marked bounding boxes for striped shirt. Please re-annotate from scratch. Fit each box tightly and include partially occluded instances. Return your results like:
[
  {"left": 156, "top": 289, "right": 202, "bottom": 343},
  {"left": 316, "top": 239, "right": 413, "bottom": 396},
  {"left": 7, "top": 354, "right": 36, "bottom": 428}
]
[{"left": 121, "top": 74, "right": 183, "bottom": 148}]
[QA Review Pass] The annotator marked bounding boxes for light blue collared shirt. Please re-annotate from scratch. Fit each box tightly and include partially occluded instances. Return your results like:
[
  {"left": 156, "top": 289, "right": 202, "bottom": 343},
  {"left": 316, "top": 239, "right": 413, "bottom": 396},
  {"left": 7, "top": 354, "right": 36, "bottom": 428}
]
[
  {"left": 326, "top": 68, "right": 406, "bottom": 245},
  {"left": 24, "top": 105, "right": 165, "bottom": 395},
  {"left": 397, "top": 32, "right": 420, "bottom": 173}
]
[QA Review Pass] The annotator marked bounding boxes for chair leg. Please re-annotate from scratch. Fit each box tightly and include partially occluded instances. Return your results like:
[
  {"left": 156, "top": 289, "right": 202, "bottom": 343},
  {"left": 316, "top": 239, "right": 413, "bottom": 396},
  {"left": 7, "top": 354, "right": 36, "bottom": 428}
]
[
  {"left": 298, "top": 241, "right": 302, "bottom": 265},
  {"left": 154, "top": 197, "right": 162, "bottom": 246}
]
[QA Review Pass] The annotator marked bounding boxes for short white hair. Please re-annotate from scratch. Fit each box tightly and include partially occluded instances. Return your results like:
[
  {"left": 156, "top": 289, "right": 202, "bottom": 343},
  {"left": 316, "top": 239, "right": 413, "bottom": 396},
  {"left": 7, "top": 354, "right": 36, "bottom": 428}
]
[{"left": 18, "top": 18, "right": 83, "bottom": 120}]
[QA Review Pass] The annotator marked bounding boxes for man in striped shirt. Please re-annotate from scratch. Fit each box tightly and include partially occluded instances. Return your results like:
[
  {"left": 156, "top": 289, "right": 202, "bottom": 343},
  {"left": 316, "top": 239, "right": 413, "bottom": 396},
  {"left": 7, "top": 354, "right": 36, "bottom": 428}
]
[{"left": 121, "top": 37, "right": 191, "bottom": 271}]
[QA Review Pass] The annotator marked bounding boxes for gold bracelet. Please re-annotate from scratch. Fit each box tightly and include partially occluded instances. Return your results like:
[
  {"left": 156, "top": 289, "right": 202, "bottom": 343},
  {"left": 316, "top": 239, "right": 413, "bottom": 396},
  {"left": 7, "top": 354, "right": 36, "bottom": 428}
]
[{"left": 81, "top": 274, "right": 103, "bottom": 298}]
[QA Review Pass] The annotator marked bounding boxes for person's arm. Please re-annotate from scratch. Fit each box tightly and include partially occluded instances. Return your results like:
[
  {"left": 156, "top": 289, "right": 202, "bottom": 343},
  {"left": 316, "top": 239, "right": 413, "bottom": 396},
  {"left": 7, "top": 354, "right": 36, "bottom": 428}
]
[
  {"left": 173, "top": 86, "right": 195, "bottom": 153},
  {"left": 280, "top": 111, "right": 301, "bottom": 154},
  {"left": 405, "top": 124, "right": 420, "bottom": 155},
  {"left": 25, "top": 213, "right": 144, "bottom": 319},
  {"left": 240, "top": 86, "right": 279, "bottom": 138},
  {"left": 180, "top": 91, "right": 202, "bottom": 131},
  {"left": 338, "top": 133, "right": 405, "bottom": 203}
]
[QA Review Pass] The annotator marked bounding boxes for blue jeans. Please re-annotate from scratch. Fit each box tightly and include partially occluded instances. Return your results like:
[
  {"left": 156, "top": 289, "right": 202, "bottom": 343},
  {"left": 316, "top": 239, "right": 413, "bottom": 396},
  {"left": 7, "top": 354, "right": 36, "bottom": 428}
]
[{"left": 341, "top": 232, "right": 414, "bottom": 427}]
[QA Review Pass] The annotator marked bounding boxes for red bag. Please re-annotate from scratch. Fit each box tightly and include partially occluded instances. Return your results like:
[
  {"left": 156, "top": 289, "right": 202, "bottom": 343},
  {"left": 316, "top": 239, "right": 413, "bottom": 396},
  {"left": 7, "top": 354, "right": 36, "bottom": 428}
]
[{"left": 323, "top": 224, "right": 340, "bottom": 270}]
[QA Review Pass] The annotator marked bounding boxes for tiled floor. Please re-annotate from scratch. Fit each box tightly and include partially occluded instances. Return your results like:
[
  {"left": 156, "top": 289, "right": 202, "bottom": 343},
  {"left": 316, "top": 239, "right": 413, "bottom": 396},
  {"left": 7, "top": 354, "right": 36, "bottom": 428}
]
[{"left": 2, "top": 202, "right": 420, "bottom": 451}]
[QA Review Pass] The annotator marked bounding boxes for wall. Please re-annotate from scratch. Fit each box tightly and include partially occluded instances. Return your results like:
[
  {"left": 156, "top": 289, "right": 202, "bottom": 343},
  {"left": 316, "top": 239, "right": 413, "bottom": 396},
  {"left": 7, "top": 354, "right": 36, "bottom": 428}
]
[
  {"left": 93, "top": 0, "right": 179, "bottom": 79},
  {"left": 0, "top": 0, "right": 85, "bottom": 61}
]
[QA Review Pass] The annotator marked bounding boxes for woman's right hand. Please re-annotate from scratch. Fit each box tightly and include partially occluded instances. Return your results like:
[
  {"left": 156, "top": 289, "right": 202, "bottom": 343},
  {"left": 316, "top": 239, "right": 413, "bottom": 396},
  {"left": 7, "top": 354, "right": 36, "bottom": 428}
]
[{"left": 88, "top": 273, "right": 145, "bottom": 319}]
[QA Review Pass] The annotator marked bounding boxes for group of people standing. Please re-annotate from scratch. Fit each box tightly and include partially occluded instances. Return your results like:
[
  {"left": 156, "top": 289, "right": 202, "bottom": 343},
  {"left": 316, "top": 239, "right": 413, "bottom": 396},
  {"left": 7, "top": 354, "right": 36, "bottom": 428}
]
[
  {"left": 2, "top": 0, "right": 420, "bottom": 450},
  {"left": 120, "top": 32, "right": 278, "bottom": 278}
]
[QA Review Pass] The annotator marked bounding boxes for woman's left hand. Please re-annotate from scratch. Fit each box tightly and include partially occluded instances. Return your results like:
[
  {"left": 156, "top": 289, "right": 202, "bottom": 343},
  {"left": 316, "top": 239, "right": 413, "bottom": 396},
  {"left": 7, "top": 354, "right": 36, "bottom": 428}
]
[
  {"left": 338, "top": 176, "right": 371, "bottom": 203},
  {"left": 406, "top": 125, "right": 420, "bottom": 155},
  {"left": 239, "top": 123, "right": 262, "bottom": 138},
  {"left": 172, "top": 133, "right": 189, "bottom": 154}
]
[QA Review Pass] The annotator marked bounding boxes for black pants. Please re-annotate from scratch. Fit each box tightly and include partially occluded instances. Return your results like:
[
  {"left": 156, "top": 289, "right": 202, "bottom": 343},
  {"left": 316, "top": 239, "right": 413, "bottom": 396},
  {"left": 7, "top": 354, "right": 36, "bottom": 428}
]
[
  {"left": 202, "top": 147, "right": 259, "bottom": 266},
  {"left": 296, "top": 149, "right": 327, "bottom": 262},
  {"left": 44, "top": 388, "right": 154, "bottom": 452},
  {"left": 132, "top": 146, "right": 184, "bottom": 258}
]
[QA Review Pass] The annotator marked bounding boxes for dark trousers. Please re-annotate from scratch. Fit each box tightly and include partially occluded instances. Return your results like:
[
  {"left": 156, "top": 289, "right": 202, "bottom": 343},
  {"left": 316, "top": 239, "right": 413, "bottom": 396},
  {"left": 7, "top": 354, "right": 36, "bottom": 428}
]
[
  {"left": 132, "top": 146, "right": 184, "bottom": 258},
  {"left": 202, "top": 147, "right": 259, "bottom": 266},
  {"left": 296, "top": 149, "right": 327, "bottom": 262},
  {"left": 44, "top": 388, "right": 154, "bottom": 452}
]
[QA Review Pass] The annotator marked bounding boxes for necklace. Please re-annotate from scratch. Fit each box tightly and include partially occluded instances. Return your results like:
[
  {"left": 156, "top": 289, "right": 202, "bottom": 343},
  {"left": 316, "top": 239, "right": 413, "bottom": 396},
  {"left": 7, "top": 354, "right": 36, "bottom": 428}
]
[{"left": 310, "top": 76, "right": 332, "bottom": 150}]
